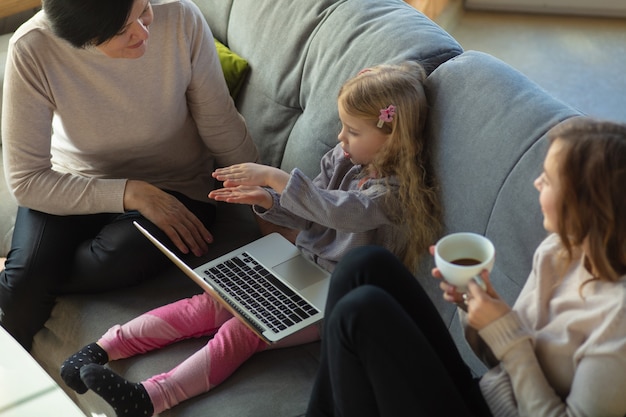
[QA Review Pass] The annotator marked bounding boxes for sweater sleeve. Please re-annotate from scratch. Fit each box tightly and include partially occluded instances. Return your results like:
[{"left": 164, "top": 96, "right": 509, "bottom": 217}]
[
  {"left": 459, "top": 308, "right": 499, "bottom": 368},
  {"left": 480, "top": 310, "right": 626, "bottom": 417},
  {"left": 183, "top": 0, "right": 258, "bottom": 167},
  {"left": 277, "top": 168, "right": 394, "bottom": 232},
  {"left": 478, "top": 312, "right": 563, "bottom": 414},
  {"left": 466, "top": 239, "right": 544, "bottom": 368},
  {"left": 256, "top": 144, "right": 396, "bottom": 233},
  {"left": 478, "top": 235, "right": 626, "bottom": 417},
  {"left": 253, "top": 188, "right": 311, "bottom": 231},
  {"left": 2, "top": 29, "right": 126, "bottom": 214}
]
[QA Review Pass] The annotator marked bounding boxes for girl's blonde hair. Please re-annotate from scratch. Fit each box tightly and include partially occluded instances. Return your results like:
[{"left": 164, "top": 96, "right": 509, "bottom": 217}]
[
  {"left": 338, "top": 61, "right": 441, "bottom": 270},
  {"left": 547, "top": 117, "right": 626, "bottom": 285}
]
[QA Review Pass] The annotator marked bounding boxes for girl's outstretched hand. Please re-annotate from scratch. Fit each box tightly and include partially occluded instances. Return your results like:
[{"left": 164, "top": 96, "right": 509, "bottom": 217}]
[
  {"left": 209, "top": 185, "right": 273, "bottom": 210},
  {"left": 212, "top": 163, "right": 290, "bottom": 193},
  {"left": 212, "top": 163, "right": 268, "bottom": 186}
]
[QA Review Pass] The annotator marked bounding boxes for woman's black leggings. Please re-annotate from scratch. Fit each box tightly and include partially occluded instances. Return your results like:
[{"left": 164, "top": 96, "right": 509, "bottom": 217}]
[
  {"left": 306, "top": 246, "right": 492, "bottom": 417},
  {"left": 0, "top": 191, "right": 215, "bottom": 351}
]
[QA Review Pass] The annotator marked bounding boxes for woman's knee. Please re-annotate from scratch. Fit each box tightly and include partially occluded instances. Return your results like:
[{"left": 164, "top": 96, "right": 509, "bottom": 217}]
[
  {"left": 326, "top": 285, "right": 392, "bottom": 339},
  {"left": 3, "top": 209, "right": 91, "bottom": 291},
  {"left": 70, "top": 216, "right": 168, "bottom": 285}
]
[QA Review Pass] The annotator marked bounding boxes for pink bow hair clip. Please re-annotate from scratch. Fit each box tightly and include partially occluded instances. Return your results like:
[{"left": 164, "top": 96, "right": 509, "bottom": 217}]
[{"left": 377, "top": 105, "right": 396, "bottom": 128}]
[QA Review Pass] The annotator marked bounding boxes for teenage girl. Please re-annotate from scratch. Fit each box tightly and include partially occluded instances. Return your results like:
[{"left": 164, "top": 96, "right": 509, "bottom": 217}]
[
  {"left": 60, "top": 61, "right": 441, "bottom": 417},
  {"left": 305, "top": 116, "right": 626, "bottom": 417}
]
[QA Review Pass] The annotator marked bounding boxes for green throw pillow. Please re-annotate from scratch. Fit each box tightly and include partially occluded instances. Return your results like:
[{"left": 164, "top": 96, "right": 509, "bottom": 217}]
[{"left": 214, "top": 39, "right": 249, "bottom": 99}]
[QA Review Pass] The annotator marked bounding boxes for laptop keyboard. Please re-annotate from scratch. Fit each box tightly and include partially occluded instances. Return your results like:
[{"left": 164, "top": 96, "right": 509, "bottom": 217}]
[{"left": 202, "top": 252, "right": 319, "bottom": 333}]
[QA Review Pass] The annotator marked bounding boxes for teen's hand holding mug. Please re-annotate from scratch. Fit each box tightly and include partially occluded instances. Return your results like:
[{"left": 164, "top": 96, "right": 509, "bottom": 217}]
[{"left": 430, "top": 232, "right": 511, "bottom": 330}]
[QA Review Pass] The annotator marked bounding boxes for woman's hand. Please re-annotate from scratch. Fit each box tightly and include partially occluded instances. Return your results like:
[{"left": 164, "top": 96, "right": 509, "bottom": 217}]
[
  {"left": 463, "top": 272, "right": 511, "bottom": 330},
  {"left": 209, "top": 186, "right": 273, "bottom": 210},
  {"left": 430, "top": 245, "right": 511, "bottom": 329},
  {"left": 212, "top": 163, "right": 290, "bottom": 193},
  {"left": 430, "top": 245, "right": 466, "bottom": 309},
  {"left": 123, "top": 180, "right": 213, "bottom": 256}
]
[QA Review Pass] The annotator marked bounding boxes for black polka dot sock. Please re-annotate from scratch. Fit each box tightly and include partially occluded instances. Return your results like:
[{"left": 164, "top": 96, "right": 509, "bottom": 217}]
[
  {"left": 80, "top": 363, "right": 154, "bottom": 417},
  {"left": 60, "top": 342, "right": 109, "bottom": 394}
]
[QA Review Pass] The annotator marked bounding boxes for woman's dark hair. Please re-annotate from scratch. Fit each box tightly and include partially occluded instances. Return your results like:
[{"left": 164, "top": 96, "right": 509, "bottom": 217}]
[{"left": 43, "top": 0, "right": 135, "bottom": 48}]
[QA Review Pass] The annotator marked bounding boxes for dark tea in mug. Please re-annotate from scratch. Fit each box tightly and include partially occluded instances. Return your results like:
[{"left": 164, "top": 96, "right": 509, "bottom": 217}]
[{"left": 451, "top": 258, "right": 481, "bottom": 266}]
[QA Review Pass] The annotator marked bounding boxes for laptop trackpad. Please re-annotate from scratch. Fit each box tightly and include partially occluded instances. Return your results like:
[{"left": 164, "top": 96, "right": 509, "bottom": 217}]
[{"left": 272, "top": 256, "right": 328, "bottom": 291}]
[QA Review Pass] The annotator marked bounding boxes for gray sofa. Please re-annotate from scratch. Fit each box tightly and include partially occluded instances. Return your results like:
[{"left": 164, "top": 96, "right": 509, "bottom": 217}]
[{"left": 0, "top": 0, "right": 582, "bottom": 416}]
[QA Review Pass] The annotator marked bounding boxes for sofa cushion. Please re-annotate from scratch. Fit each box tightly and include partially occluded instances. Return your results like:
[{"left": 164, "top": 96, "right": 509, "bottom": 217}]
[
  {"left": 422, "top": 50, "right": 582, "bottom": 374},
  {"left": 198, "top": 0, "right": 463, "bottom": 176}
]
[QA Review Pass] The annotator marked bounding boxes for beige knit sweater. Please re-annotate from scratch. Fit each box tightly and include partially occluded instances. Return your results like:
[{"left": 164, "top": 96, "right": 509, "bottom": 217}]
[
  {"left": 464, "top": 233, "right": 626, "bottom": 417},
  {"left": 2, "top": 0, "right": 258, "bottom": 215}
]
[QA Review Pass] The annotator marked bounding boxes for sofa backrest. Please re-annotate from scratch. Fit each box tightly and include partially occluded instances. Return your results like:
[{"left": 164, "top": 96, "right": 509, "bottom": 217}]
[
  {"left": 424, "top": 50, "right": 582, "bottom": 373},
  {"left": 194, "top": 0, "right": 463, "bottom": 177}
]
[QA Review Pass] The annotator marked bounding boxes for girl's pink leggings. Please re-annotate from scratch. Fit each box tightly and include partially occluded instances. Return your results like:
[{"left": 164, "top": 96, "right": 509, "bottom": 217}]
[{"left": 97, "top": 292, "right": 320, "bottom": 414}]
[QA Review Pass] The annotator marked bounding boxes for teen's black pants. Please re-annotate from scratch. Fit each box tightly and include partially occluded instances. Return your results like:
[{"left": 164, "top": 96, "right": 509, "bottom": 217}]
[{"left": 306, "top": 245, "right": 492, "bottom": 417}]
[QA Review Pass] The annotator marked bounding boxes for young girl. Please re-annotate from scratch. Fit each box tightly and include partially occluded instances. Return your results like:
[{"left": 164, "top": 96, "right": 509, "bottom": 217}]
[
  {"left": 60, "top": 61, "right": 441, "bottom": 417},
  {"left": 305, "top": 117, "right": 626, "bottom": 417}
]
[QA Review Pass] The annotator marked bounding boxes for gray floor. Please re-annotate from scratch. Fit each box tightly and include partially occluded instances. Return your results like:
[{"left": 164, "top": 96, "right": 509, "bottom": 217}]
[{"left": 439, "top": 6, "right": 626, "bottom": 123}]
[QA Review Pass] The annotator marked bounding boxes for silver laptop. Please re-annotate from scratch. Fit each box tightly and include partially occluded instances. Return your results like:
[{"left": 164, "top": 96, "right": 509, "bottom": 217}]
[{"left": 133, "top": 221, "right": 330, "bottom": 344}]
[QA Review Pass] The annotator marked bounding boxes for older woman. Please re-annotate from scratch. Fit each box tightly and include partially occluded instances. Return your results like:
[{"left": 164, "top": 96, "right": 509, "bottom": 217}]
[{"left": 0, "top": 0, "right": 258, "bottom": 350}]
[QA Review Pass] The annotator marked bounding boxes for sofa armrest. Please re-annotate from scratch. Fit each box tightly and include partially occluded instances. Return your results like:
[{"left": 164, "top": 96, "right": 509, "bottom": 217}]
[
  {"left": 0, "top": 150, "right": 18, "bottom": 257},
  {"left": 1, "top": 5, "right": 39, "bottom": 256},
  {"left": 423, "top": 50, "right": 581, "bottom": 374}
]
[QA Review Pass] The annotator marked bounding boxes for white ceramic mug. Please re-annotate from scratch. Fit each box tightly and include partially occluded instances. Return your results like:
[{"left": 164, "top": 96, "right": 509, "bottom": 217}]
[{"left": 434, "top": 232, "right": 495, "bottom": 292}]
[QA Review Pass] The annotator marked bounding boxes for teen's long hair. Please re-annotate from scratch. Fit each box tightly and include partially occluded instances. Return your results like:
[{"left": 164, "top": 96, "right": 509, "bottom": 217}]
[
  {"left": 338, "top": 61, "right": 442, "bottom": 270},
  {"left": 548, "top": 117, "right": 626, "bottom": 284}
]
